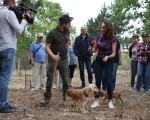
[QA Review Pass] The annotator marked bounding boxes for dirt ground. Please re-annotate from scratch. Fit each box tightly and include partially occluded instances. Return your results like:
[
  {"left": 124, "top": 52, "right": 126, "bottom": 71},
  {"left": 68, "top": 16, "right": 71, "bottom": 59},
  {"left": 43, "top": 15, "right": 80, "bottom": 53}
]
[{"left": 0, "top": 70, "right": 150, "bottom": 120}]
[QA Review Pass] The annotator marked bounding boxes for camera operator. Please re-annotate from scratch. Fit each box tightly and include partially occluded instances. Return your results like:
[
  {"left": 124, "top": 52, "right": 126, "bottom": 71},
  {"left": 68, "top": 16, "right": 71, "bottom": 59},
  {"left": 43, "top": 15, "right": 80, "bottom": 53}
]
[{"left": 0, "top": 0, "right": 30, "bottom": 113}]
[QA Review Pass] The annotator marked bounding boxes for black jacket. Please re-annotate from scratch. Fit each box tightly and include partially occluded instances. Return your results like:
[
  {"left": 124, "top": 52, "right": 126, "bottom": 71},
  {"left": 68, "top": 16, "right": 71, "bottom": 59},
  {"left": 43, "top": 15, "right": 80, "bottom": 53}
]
[{"left": 73, "top": 33, "right": 92, "bottom": 57}]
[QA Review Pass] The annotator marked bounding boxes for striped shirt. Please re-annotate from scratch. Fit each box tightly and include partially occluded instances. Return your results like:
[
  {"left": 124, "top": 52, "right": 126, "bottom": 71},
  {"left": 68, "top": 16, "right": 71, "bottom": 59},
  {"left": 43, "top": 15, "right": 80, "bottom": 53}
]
[{"left": 0, "top": 6, "right": 27, "bottom": 51}]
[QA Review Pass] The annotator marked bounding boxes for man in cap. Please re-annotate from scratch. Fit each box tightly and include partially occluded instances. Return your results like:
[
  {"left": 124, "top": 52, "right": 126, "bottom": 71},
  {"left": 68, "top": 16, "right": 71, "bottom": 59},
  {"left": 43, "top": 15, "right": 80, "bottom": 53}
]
[
  {"left": 40, "top": 14, "right": 73, "bottom": 106},
  {"left": 29, "top": 33, "right": 47, "bottom": 91}
]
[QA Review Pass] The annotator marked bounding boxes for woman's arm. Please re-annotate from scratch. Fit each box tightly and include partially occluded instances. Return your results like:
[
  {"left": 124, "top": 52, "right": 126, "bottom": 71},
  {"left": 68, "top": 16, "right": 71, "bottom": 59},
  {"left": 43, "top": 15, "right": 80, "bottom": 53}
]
[
  {"left": 102, "top": 41, "right": 117, "bottom": 62},
  {"left": 109, "top": 41, "right": 117, "bottom": 58},
  {"left": 118, "top": 49, "right": 122, "bottom": 65}
]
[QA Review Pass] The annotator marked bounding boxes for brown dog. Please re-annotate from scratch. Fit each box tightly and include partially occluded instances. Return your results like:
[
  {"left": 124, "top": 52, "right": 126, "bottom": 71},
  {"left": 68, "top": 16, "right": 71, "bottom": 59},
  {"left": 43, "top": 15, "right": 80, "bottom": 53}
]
[
  {"left": 100, "top": 91, "right": 123, "bottom": 103},
  {"left": 65, "top": 84, "right": 99, "bottom": 113}
]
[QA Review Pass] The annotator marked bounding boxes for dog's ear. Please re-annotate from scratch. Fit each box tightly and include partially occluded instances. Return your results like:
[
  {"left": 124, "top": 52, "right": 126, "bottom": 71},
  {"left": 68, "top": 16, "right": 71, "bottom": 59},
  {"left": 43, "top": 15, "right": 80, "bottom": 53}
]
[
  {"left": 103, "top": 92, "right": 107, "bottom": 97},
  {"left": 99, "top": 91, "right": 103, "bottom": 97},
  {"left": 85, "top": 88, "right": 93, "bottom": 96}
]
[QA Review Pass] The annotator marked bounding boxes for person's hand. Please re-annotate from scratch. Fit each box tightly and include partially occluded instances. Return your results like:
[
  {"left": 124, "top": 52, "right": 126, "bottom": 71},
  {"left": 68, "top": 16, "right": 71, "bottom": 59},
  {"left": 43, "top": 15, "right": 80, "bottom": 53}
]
[
  {"left": 88, "top": 46, "right": 92, "bottom": 51},
  {"left": 25, "top": 11, "right": 31, "bottom": 17},
  {"left": 140, "top": 50, "right": 145, "bottom": 54},
  {"left": 52, "top": 55, "right": 60, "bottom": 62},
  {"left": 31, "top": 61, "right": 35, "bottom": 66},
  {"left": 22, "top": 11, "right": 31, "bottom": 19},
  {"left": 119, "top": 59, "right": 122, "bottom": 65},
  {"left": 102, "top": 56, "right": 109, "bottom": 62}
]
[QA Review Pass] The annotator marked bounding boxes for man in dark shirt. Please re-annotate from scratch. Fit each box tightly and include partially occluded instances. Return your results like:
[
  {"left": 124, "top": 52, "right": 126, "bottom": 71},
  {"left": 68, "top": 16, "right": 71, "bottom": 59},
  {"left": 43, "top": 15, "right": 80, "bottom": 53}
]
[
  {"left": 40, "top": 14, "right": 73, "bottom": 106},
  {"left": 73, "top": 26, "right": 93, "bottom": 88}
]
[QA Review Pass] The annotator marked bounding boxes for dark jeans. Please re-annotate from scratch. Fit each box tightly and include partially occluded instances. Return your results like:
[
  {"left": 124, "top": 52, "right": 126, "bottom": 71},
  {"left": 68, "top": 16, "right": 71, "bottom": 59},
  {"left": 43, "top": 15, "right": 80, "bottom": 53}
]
[
  {"left": 102, "top": 63, "right": 118, "bottom": 91},
  {"left": 94, "top": 57, "right": 113, "bottom": 100},
  {"left": 69, "top": 65, "right": 76, "bottom": 78},
  {"left": 130, "top": 60, "right": 138, "bottom": 88},
  {"left": 78, "top": 55, "right": 93, "bottom": 87},
  {"left": 102, "top": 70, "right": 106, "bottom": 90},
  {"left": 44, "top": 57, "right": 69, "bottom": 100}
]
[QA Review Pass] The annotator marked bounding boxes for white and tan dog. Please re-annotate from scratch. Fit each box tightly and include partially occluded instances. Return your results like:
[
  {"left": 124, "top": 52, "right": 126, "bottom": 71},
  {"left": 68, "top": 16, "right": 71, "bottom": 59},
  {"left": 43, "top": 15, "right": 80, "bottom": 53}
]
[{"left": 65, "top": 84, "right": 99, "bottom": 113}]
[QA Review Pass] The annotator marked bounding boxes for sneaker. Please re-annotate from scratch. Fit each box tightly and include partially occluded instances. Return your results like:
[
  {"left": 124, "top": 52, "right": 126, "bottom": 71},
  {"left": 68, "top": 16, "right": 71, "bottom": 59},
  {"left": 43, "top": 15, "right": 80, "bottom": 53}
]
[
  {"left": 40, "top": 87, "right": 46, "bottom": 91},
  {"left": 91, "top": 101, "right": 100, "bottom": 108},
  {"left": 134, "top": 89, "right": 139, "bottom": 93},
  {"left": 109, "top": 102, "right": 114, "bottom": 109},
  {"left": 144, "top": 91, "right": 149, "bottom": 94},
  {"left": 31, "top": 88, "right": 35, "bottom": 91},
  {"left": 130, "top": 87, "right": 134, "bottom": 91}
]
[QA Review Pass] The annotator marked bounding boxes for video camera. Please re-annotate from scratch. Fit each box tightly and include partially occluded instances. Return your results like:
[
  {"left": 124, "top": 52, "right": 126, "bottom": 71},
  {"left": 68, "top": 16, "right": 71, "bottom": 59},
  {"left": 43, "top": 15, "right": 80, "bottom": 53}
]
[{"left": 10, "top": 3, "right": 37, "bottom": 24}]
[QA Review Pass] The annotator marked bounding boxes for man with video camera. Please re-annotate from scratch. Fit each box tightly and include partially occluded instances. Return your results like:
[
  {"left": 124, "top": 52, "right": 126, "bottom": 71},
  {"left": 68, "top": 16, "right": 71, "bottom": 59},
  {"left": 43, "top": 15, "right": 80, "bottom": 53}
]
[{"left": 0, "top": 0, "right": 30, "bottom": 113}]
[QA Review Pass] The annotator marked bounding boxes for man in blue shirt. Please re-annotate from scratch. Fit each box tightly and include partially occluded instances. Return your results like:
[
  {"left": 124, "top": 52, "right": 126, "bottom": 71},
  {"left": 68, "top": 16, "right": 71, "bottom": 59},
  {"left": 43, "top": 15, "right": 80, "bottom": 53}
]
[{"left": 29, "top": 33, "right": 47, "bottom": 91}]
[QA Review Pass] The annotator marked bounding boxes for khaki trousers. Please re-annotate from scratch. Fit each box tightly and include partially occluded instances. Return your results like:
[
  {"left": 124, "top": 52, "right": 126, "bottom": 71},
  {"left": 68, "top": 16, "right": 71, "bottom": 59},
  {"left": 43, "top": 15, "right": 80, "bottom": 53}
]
[{"left": 31, "top": 62, "right": 46, "bottom": 89}]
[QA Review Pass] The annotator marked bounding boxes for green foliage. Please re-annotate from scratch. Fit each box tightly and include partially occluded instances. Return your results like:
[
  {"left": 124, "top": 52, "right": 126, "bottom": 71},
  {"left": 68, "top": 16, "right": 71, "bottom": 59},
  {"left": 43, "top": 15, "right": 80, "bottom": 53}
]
[
  {"left": 119, "top": 52, "right": 130, "bottom": 70},
  {"left": 111, "top": 0, "right": 148, "bottom": 36},
  {"left": 15, "top": 0, "right": 76, "bottom": 69},
  {"left": 17, "top": 0, "right": 64, "bottom": 58},
  {"left": 86, "top": 3, "right": 112, "bottom": 39},
  {"left": 143, "top": 0, "right": 150, "bottom": 34},
  {"left": 86, "top": 0, "right": 149, "bottom": 52}
]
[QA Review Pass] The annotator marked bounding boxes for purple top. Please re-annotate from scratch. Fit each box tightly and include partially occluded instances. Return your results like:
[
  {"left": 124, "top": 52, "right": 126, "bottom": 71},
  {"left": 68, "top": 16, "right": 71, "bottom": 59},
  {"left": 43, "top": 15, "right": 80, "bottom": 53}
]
[{"left": 97, "top": 34, "right": 117, "bottom": 55}]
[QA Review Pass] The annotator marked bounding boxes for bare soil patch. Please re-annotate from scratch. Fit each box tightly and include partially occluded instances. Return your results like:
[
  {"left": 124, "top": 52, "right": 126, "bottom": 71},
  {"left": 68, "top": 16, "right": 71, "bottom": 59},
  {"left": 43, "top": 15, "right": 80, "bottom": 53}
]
[{"left": 0, "top": 70, "right": 150, "bottom": 120}]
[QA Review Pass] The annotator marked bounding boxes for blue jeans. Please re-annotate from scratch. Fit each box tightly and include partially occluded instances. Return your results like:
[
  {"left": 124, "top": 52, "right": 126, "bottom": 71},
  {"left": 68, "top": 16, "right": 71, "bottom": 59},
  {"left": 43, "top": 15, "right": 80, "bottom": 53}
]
[
  {"left": 78, "top": 55, "right": 93, "bottom": 87},
  {"left": 102, "top": 63, "right": 118, "bottom": 91},
  {"left": 0, "top": 48, "right": 16, "bottom": 108},
  {"left": 135, "top": 62, "right": 150, "bottom": 92},
  {"left": 94, "top": 57, "right": 113, "bottom": 100}
]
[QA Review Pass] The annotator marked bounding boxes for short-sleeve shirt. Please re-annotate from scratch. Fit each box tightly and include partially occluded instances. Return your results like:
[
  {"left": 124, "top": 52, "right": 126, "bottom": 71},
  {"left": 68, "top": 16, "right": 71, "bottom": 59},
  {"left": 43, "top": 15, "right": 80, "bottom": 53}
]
[
  {"left": 97, "top": 34, "right": 117, "bottom": 55},
  {"left": 46, "top": 26, "right": 70, "bottom": 59},
  {"left": 29, "top": 41, "right": 46, "bottom": 63}
]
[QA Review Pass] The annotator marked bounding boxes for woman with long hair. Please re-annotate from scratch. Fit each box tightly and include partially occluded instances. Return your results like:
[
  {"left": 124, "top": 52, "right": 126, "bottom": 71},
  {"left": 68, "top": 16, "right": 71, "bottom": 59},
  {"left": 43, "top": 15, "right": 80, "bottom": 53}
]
[{"left": 90, "top": 21, "right": 117, "bottom": 109}]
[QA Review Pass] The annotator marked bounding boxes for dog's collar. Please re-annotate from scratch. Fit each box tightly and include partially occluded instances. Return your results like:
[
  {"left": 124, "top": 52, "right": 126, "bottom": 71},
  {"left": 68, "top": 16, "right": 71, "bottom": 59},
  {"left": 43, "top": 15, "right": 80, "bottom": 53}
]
[{"left": 83, "top": 90, "right": 88, "bottom": 97}]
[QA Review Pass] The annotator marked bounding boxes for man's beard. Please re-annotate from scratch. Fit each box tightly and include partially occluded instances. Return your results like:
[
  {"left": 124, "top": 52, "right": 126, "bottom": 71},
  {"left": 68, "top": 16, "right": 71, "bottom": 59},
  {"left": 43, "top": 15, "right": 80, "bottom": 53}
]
[{"left": 63, "top": 27, "right": 68, "bottom": 31}]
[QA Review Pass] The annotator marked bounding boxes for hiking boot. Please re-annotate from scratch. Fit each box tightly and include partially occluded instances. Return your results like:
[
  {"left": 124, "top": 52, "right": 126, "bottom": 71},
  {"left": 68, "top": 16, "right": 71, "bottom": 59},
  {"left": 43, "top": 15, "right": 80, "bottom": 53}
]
[{"left": 40, "top": 98, "right": 50, "bottom": 106}]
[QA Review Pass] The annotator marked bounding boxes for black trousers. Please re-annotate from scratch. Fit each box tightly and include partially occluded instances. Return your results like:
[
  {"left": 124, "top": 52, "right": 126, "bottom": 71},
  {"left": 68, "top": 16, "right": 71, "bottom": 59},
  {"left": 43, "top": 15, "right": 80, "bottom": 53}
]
[
  {"left": 131, "top": 60, "right": 138, "bottom": 87},
  {"left": 69, "top": 64, "right": 76, "bottom": 78}
]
